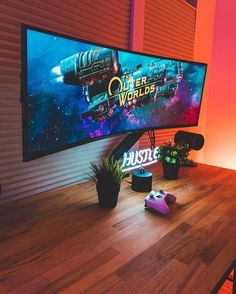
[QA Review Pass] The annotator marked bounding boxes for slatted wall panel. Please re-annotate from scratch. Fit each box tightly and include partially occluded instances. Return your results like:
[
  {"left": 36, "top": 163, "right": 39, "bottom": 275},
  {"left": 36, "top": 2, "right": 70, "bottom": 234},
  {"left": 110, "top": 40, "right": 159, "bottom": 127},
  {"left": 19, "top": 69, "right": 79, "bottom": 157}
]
[
  {"left": 0, "top": 0, "right": 131, "bottom": 204},
  {"left": 144, "top": 0, "right": 196, "bottom": 59},
  {"left": 141, "top": 0, "right": 197, "bottom": 148}
]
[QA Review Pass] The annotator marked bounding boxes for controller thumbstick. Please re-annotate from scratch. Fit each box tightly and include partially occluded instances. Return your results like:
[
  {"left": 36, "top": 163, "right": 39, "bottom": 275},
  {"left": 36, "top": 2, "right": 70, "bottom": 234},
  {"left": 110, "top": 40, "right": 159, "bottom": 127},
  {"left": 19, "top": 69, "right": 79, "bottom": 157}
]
[
  {"left": 159, "top": 189, "right": 164, "bottom": 193},
  {"left": 149, "top": 191, "right": 155, "bottom": 198}
]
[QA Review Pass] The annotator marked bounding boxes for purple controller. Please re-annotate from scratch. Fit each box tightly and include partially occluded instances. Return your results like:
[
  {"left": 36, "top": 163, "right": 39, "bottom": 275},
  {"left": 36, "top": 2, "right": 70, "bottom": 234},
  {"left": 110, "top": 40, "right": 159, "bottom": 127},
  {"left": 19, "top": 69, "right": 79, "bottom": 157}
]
[{"left": 144, "top": 189, "right": 176, "bottom": 215}]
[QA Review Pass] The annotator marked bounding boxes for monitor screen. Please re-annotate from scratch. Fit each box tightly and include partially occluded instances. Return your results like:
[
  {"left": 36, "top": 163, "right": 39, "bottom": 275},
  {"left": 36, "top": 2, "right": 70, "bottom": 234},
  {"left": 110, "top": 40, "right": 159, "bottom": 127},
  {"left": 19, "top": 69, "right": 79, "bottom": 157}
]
[{"left": 21, "top": 25, "right": 207, "bottom": 161}]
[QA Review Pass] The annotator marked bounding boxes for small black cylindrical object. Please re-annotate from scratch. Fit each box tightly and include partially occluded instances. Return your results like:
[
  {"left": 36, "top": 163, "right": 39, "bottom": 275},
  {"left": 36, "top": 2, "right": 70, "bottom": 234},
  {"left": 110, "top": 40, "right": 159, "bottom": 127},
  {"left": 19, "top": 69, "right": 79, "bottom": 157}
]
[
  {"left": 174, "top": 131, "right": 204, "bottom": 150},
  {"left": 131, "top": 170, "right": 152, "bottom": 192}
]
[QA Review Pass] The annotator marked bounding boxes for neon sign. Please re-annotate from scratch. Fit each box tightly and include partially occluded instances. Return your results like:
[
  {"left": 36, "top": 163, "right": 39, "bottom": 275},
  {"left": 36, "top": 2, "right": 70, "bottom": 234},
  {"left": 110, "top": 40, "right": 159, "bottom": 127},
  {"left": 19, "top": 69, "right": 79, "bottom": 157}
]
[{"left": 122, "top": 147, "right": 159, "bottom": 172}]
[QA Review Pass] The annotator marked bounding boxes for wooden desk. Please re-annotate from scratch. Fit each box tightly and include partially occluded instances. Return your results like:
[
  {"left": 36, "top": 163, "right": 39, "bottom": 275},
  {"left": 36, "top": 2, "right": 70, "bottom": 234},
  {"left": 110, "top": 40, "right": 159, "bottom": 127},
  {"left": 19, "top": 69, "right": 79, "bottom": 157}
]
[{"left": 0, "top": 163, "right": 236, "bottom": 293}]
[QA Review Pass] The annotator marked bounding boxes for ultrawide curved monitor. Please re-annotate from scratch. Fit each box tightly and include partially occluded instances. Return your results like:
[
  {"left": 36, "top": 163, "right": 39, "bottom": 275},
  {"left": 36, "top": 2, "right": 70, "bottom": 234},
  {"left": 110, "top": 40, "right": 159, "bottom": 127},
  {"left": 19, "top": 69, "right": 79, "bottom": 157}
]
[{"left": 21, "top": 25, "right": 207, "bottom": 161}]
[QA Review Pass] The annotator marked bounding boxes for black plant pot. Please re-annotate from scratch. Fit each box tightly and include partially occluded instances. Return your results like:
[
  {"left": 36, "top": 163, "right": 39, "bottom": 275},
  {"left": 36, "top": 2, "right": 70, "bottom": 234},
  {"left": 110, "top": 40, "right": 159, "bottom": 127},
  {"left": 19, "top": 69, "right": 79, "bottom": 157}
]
[
  {"left": 96, "top": 182, "right": 120, "bottom": 208},
  {"left": 162, "top": 162, "right": 180, "bottom": 180}
]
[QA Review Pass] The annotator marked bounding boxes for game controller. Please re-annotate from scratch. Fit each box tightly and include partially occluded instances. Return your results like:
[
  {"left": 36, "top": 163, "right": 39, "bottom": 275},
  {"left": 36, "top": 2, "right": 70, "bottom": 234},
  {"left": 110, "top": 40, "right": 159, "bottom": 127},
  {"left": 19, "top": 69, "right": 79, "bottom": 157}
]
[{"left": 144, "top": 189, "right": 176, "bottom": 215}]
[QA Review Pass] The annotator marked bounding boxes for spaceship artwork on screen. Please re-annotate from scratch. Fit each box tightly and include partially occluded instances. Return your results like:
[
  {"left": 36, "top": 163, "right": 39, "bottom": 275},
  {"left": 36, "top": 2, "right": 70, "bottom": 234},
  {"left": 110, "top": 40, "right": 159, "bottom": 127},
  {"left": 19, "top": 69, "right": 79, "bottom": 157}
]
[
  {"left": 59, "top": 47, "right": 183, "bottom": 121},
  {"left": 24, "top": 28, "right": 207, "bottom": 159}
]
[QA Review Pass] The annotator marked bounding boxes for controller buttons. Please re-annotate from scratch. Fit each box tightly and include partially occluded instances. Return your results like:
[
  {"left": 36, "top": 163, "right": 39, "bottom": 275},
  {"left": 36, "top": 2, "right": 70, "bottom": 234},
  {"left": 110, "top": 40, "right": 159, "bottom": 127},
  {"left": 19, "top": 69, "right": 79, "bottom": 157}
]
[{"left": 149, "top": 191, "right": 155, "bottom": 198}]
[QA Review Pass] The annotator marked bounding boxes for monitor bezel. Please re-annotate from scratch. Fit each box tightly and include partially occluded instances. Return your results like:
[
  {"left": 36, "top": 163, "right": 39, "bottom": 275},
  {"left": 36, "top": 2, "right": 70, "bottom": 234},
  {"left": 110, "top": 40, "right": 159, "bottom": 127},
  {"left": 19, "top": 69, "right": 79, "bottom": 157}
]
[{"left": 21, "top": 24, "right": 207, "bottom": 161}]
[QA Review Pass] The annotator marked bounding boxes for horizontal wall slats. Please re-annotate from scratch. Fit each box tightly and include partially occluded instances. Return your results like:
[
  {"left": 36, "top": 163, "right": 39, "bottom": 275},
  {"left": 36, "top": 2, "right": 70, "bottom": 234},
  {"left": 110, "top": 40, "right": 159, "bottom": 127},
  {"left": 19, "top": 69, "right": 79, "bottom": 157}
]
[
  {"left": 142, "top": 0, "right": 196, "bottom": 149},
  {"left": 0, "top": 0, "right": 130, "bottom": 47},
  {"left": 144, "top": 0, "right": 196, "bottom": 59},
  {"left": 0, "top": 0, "right": 131, "bottom": 204},
  {"left": 2, "top": 138, "right": 124, "bottom": 199},
  {"left": 1, "top": 1, "right": 128, "bottom": 38}
]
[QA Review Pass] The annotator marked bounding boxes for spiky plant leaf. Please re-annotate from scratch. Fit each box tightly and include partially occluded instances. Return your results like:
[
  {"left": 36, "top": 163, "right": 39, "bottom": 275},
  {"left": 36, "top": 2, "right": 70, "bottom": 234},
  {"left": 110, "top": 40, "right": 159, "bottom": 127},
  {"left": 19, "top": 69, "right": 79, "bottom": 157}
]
[{"left": 89, "top": 157, "right": 126, "bottom": 185}]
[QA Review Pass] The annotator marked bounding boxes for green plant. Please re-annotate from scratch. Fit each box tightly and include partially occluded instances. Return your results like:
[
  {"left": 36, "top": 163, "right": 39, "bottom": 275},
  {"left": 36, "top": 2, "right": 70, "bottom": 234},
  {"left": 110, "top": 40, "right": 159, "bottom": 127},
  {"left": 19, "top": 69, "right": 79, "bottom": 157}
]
[
  {"left": 89, "top": 157, "right": 126, "bottom": 185},
  {"left": 157, "top": 139, "right": 189, "bottom": 167}
]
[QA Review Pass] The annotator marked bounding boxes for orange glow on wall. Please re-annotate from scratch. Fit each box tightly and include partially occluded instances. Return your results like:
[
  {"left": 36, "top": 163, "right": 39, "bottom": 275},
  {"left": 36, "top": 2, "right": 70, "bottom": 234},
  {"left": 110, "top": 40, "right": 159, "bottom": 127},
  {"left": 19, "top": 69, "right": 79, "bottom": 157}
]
[
  {"left": 201, "top": 0, "right": 236, "bottom": 170},
  {"left": 191, "top": 0, "right": 216, "bottom": 163}
]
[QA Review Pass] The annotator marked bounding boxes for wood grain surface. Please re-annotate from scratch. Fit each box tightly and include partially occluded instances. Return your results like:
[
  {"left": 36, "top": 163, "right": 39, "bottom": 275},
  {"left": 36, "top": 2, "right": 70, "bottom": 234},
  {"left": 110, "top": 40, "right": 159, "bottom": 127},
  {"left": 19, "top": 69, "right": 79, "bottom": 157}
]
[{"left": 0, "top": 163, "right": 236, "bottom": 293}]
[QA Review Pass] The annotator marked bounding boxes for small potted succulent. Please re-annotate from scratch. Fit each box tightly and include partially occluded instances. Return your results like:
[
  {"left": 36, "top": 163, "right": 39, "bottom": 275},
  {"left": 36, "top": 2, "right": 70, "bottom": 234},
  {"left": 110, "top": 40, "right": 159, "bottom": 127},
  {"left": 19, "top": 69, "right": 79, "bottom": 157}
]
[
  {"left": 157, "top": 139, "right": 189, "bottom": 179},
  {"left": 89, "top": 157, "right": 126, "bottom": 208}
]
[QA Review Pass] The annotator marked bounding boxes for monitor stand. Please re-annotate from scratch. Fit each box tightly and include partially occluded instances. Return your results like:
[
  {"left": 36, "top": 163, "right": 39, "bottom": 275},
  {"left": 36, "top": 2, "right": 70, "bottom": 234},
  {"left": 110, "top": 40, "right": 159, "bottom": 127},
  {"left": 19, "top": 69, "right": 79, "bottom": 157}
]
[{"left": 110, "top": 131, "right": 145, "bottom": 160}]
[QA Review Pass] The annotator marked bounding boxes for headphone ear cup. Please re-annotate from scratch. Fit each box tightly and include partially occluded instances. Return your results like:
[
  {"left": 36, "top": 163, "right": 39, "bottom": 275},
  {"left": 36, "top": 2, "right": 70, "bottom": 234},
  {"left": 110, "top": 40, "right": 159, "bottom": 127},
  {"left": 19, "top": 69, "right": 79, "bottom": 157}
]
[{"left": 174, "top": 131, "right": 204, "bottom": 150}]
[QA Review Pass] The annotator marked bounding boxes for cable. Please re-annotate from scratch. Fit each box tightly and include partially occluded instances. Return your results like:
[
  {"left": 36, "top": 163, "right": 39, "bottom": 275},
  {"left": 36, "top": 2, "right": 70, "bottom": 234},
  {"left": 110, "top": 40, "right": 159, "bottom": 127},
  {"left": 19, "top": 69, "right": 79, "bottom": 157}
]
[
  {"left": 125, "top": 180, "right": 132, "bottom": 185},
  {"left": 147, "top": 130, "right": 156, "bottom": 149}
]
